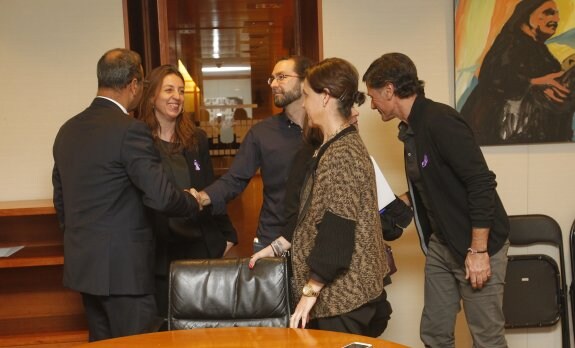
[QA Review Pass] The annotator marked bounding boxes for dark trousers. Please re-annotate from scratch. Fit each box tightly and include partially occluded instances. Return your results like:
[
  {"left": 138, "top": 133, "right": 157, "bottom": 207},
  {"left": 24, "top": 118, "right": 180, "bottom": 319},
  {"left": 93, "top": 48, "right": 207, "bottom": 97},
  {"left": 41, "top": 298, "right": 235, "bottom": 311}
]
[
  {"left": 308, "top": 291, "right": 392, "bottom": 337},
  {"left": 81, "top": 293, "right": 157, "bottom": 341}
]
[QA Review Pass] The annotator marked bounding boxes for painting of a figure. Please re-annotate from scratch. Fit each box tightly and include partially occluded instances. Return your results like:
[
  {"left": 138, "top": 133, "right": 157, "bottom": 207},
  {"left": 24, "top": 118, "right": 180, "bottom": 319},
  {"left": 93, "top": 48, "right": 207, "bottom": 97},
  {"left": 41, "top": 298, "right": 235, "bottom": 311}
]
[{"left": 455, "top": 0, "right": 575, "bottom": 145}]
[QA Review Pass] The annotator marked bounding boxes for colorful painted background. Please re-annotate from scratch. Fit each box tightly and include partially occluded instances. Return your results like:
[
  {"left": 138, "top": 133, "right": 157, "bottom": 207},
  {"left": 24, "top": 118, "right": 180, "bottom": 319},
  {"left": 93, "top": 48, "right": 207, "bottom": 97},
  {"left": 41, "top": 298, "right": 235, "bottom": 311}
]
[{"left": 455, "top": 0, "right": 575, "bottom": 110}]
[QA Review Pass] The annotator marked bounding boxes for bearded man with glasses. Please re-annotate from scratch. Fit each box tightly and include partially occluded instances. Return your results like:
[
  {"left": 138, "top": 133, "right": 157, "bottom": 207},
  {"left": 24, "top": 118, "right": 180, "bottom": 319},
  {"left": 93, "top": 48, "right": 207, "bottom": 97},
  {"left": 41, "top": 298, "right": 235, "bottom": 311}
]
[{"left": 196, "top": 56, "right": 314, "bottom": 252}]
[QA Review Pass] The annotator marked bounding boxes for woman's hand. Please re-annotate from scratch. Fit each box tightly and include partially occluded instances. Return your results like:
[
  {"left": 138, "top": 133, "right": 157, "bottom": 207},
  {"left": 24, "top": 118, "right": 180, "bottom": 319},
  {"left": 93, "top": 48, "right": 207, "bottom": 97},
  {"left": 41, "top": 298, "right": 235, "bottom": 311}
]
[
  {"left": 290, "top": 279, "right": 323, "bottom": 329},
  {"left": 248, "top": 245, "right": 274, "bottom": 269},
  {"left": 249, "top": 237, "right": 292, "bottom": 269},
  {"left": 290, "top": 296, "right": 317, "bottom": 329}
]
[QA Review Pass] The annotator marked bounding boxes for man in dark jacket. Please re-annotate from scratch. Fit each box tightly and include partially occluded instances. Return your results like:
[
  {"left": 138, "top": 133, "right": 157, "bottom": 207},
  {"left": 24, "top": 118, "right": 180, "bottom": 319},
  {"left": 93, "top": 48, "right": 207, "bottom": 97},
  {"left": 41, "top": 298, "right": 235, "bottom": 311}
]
[
  {"left": 196, "top": 56, "right": 313, "bottom": 252},
  {"left": 363, "top": 53, "right": 510, "bottom": 348},
  {"left": 52, "top": 48, "right": 200, "bottom": 341}
]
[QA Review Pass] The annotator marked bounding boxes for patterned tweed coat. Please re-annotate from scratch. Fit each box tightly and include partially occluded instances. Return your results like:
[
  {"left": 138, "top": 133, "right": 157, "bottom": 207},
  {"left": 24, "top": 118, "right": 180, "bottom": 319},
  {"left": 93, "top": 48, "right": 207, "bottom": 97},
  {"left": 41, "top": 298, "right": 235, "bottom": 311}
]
[{"left": 291, "top": 127, "right": 388, "bottom": 319}]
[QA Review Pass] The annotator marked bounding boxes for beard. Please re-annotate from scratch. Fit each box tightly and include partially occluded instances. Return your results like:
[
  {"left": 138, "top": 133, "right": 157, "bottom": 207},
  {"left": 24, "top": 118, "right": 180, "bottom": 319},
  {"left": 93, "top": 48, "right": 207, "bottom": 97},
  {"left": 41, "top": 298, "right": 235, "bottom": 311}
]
[{"left": 274, "top": 86, "right": 302, "bottom": 108}]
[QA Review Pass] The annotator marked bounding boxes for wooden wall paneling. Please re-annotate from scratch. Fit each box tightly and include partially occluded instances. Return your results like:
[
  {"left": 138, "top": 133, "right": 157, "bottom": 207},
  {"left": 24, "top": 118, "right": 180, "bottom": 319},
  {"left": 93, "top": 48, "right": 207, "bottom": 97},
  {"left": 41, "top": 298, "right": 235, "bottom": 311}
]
[{"left": 0, "top": 201, "right": 88, "bottom": 347}]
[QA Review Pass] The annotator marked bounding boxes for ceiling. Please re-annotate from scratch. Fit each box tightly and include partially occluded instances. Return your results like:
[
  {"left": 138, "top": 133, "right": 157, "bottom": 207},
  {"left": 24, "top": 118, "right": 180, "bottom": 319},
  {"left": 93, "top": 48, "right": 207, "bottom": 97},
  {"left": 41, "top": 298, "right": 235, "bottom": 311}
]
[{"left": 166, "top": 0, "right": 296, "bottom": 87}]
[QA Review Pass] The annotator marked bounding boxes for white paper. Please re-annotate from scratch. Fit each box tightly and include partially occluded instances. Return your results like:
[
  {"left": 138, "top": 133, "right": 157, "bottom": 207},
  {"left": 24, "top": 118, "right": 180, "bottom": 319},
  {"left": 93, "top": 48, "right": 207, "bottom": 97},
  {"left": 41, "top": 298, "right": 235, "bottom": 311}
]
[
  {"left": 0, "top": 245, "right": 24, "bottom": 257},
  {"left": 370, "top": 156, "right": 395, "bottom": 210}
]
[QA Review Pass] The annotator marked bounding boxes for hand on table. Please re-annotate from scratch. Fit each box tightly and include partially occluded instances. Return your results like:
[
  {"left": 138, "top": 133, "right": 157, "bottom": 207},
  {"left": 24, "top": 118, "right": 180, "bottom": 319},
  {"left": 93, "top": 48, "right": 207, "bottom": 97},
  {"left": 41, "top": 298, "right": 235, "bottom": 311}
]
[{"left": 290, "top": 296, "right": 317, "bottom": 329}]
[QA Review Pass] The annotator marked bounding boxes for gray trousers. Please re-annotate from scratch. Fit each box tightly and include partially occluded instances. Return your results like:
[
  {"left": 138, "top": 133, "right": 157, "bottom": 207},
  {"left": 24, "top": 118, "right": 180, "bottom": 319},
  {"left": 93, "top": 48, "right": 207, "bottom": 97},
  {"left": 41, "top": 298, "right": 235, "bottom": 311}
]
[{"left": 420, "top": 234, "right": 509, "bottom": 348}]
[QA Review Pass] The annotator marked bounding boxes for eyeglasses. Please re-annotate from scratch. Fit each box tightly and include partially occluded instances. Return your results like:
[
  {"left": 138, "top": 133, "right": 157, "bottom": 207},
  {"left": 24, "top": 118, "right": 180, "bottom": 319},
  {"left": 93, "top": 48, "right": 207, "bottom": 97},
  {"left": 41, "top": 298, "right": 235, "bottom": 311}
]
[{"left": 267, "top": 74, "right": 300, "bottom": 85}]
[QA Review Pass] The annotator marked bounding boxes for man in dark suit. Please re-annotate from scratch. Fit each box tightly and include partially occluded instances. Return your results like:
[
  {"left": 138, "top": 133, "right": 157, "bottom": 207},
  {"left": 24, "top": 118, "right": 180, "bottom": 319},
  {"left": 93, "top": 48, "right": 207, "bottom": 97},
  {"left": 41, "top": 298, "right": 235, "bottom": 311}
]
[{"left": 52, "top": 48, "right": 200, "bottom": 341}]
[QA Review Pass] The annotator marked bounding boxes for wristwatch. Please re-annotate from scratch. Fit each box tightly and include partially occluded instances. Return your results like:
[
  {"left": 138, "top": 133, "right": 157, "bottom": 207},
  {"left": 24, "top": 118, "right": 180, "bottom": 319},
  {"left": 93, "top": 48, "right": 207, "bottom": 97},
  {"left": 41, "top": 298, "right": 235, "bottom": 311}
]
[{"left": 302, "top": 284, "right": 320, "bottom": 297}]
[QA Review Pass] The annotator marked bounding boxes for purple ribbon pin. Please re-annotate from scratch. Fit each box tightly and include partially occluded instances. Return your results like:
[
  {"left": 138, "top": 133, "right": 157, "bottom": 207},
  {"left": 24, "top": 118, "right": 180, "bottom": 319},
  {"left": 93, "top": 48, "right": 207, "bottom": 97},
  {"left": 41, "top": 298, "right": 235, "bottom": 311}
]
[
  {"left": 193, "top": 160, "right": 201, "bottom": 171},
  {"left": 421, "top": 154, "right": 429, "bottom": 168}
]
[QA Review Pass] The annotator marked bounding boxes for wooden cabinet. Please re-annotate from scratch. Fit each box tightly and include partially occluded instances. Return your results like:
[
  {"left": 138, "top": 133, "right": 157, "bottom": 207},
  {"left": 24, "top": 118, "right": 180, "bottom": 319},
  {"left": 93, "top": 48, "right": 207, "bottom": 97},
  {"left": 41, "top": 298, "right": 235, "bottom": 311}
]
[
  {"left": 223, "top": 175, "right": 262, "bottom": 259},
  {"left": 0, "top": 179, "right": 263, "bottom": 346},
  {"left": 0, "top": 200, "right": 87, "bottom": 347}
]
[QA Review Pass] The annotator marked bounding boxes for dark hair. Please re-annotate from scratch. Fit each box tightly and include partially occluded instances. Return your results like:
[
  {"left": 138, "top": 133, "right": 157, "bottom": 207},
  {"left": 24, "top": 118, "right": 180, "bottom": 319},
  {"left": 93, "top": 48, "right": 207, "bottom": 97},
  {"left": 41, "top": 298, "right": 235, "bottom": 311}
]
[
  {"left": 502, "top": 0, "right": 552, "bottom": 35},
  {"left": 362, "top": 52, "right": 425, "bottom": 98},
  {"left": 305, "top": 57, "right": 365, "bottom": 118},
  {"left": 137, "top": 64, "right": 197, "bottom": 152},
  {"left": 97, "top": 48, "right": 143, "bottom": 90},
  {"left": 277, "top": 55, "right": 315, "bottom": 80}
]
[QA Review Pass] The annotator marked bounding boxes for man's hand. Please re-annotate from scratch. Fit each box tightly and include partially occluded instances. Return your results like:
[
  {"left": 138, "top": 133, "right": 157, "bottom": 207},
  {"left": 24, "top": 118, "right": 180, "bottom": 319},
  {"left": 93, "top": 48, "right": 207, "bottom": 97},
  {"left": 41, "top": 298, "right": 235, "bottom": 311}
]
[
  {"left": 197, "top": 190, "right": 211, "bottom": 206},
  {"left": 465, "top": 227, "right": 491, "bottom": 289},
  {"left": 187, "top": 188, "right": 212, "bottom": 207},
  {"left": 465, "top": 252, "right": 491, "bottom": 289},
  {"left": 186, "top": 188, "right": 203, "bottom": 211}
]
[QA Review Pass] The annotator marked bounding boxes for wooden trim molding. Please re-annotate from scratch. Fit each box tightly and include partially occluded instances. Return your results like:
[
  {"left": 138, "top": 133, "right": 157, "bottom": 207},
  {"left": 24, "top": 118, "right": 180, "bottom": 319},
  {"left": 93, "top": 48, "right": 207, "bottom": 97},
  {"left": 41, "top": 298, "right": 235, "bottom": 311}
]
[
  {"left": 156, "top": 0, "right": 169, "bottom": 65},
  {"left": 123, "top": 0, "right": 131, "bottom": 48}
]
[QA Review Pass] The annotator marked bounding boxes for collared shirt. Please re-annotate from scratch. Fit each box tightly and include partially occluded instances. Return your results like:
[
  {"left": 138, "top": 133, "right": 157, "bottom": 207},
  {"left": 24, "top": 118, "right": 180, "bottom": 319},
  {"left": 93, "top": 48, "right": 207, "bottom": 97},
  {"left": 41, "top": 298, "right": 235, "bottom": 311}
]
[
  {"left": 96, "top": 96, "right": 128, "bottom": 114},
  {"left": 204, "top": 112, "right": 303, "bottom": 246}
]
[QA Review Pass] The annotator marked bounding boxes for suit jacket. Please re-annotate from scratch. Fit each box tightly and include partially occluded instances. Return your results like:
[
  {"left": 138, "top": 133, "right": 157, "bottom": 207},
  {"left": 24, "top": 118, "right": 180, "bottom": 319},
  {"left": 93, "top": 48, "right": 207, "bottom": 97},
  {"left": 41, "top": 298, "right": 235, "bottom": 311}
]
[
  {"left": 52, "top": 97, "right": 199, "bottom": 296},
  {"left": 153, "top": 129, "right": 238, "bottom": 276}
]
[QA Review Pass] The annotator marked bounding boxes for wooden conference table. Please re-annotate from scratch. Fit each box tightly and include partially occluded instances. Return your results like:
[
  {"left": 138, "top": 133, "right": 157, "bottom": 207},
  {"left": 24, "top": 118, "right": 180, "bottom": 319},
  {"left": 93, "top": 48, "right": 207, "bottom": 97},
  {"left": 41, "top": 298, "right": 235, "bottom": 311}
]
[{"left": 74, "top": 327, "right": 409, "bottom": 347}]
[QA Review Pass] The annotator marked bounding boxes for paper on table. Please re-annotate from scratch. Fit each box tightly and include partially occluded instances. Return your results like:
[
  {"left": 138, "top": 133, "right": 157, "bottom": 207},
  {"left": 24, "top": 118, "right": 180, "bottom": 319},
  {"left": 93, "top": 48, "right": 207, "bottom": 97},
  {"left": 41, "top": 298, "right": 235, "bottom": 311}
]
[
  {"left": 0, "top": 246, "right": 25, "bottom": 257},
  {"left": 370, "top": 156, "right": 395, "bottom": 211}
]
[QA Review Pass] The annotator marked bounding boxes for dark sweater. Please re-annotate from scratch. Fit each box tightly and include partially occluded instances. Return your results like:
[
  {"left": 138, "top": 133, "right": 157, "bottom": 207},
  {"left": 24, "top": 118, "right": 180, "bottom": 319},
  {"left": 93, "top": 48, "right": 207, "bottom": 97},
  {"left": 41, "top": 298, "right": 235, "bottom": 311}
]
[
  {"left": 204, "top": 113, "right": 302, "bottom": 245},
  {"left": 404, "top": 95, "right": 509, "bottom": 264}
]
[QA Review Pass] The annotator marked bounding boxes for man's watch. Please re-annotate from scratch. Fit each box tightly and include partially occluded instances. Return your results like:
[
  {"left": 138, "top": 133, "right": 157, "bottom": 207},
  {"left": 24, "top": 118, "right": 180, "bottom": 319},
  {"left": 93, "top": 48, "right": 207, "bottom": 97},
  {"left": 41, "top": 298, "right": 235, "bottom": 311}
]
[{"left": 302, "top": 284, "right": 320, "bottom": 297}]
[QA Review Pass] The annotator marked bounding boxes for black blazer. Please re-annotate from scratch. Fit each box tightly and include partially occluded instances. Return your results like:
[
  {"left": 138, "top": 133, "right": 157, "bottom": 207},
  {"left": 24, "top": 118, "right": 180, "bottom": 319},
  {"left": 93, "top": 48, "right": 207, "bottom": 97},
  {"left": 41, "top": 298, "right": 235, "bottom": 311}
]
[
  {"left": 153, "top": 129, "right": 238, "bottom": 276},
  {"left": 52, "top": 98, "right": 199, "bottom": 296}
]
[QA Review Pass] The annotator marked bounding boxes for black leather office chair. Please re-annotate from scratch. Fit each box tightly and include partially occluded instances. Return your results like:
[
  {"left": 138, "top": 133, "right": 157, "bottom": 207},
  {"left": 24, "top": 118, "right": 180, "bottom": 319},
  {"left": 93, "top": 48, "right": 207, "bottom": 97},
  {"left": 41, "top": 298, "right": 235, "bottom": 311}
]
[
  {"left": 503, "top": 214, "right": 570, "bottom": 348},
  {"left": 168, "top": 257, "right": 291, "bottom": 330}
]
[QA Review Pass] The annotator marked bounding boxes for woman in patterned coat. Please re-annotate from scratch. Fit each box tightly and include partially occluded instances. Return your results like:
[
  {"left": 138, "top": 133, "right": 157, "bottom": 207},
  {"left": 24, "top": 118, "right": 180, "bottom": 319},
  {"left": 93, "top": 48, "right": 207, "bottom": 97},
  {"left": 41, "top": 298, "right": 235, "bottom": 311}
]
[{"left": 250, "top": 58, "right": 389, "bottom": 336}]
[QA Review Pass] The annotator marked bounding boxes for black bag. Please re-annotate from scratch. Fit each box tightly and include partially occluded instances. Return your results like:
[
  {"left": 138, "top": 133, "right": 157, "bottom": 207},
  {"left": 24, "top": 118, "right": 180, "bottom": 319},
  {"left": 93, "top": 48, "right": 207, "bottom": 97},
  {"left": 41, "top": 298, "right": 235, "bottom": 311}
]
[{"left": 380, "top": 197, "right": 413, "bottom": 241}]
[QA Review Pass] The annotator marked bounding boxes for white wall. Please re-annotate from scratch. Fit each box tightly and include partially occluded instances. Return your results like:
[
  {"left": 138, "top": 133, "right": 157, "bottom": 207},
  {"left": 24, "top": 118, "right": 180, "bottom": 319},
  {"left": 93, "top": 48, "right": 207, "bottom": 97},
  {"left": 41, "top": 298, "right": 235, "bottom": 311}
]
[
  {"left": 0, "top": 0, "right": 125, "bottom": 201},
  {"left": 1, "top": 0, "right": 574, "bottom": 346},
  {"left": 322, "top": 0, "right": 575, "bottom": 347}
]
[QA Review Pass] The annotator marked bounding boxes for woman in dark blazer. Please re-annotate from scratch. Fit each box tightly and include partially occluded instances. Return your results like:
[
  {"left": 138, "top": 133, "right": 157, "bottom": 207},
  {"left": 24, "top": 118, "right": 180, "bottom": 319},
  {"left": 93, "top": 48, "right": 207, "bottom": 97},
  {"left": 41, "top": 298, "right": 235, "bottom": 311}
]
[{"left": 137, "top": 65, "right": 237, "bottom": 323}]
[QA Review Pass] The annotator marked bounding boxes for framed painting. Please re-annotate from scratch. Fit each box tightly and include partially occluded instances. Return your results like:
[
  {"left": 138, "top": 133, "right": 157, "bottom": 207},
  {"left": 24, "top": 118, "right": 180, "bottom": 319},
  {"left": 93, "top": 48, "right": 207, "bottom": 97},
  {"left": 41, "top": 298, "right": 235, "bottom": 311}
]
[{"left": 455, "top": 0, "right": 575, "bottom": 145}]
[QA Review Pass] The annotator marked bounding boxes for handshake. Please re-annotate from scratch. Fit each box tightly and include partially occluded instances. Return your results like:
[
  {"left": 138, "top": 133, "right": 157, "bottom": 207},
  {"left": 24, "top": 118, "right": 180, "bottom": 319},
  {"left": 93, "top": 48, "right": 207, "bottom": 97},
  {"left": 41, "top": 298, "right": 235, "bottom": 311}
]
[{"left": 187, "top": 189, "right": 211, "bottom": 210}]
